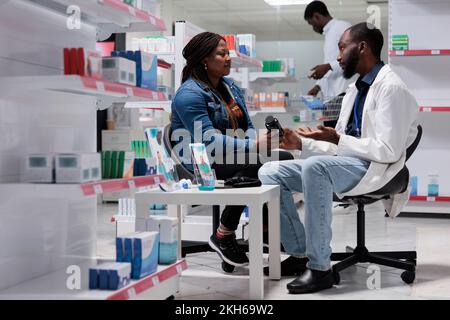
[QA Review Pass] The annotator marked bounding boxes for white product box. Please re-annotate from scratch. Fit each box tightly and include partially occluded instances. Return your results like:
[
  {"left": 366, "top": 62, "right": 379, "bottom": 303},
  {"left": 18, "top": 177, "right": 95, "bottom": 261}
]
[
  {"left": 159, "top": 217, "right": 178, "bottom": 244},
  {"left": 25, "top": 153, "right": 55, "bottom": 183},
  {"left": 55, "top": 153, "right": 101, "bottom": 184},
  {"left": 237, "top": 34, "right": 256, "bottom": 58},
  {"left": 102, "top": 57, "right": 136, "bottom": 86}
]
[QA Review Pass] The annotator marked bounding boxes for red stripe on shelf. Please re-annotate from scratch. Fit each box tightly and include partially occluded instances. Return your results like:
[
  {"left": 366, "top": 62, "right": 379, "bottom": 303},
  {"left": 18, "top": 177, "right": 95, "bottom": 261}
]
[
  {"left": 158, "top": 59, "right": 172, "bottom": 69},
  {"left": 410, "top": 196, "right": 450, "bottom": 202},
  {"left": 80, "top": 76, "right": 98, "bottom": 89},
  {"left": 419, "top": 106, "right": 450, "bottom": 112},
  {"left": 389, "top": 49, "right": 450, "bottom": 56},
  {"left": 80, "top": 175, "right": 165, "bottom": 196},
  {"left": 107, "top": 260, "right": 187, "bottom": 300},
  {"left": 103, "top": 0, "right": 136, "bottom": 14}
]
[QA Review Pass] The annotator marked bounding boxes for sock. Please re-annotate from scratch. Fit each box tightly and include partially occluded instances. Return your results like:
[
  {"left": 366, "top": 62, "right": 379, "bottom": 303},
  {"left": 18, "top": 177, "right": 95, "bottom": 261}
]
[{"left": 216, "top": 224, "right": 234, "bottom": 239}]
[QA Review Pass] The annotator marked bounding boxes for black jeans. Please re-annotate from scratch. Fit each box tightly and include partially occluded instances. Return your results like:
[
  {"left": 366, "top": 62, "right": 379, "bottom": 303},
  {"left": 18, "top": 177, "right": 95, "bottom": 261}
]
[{"left": 212, "top": 151, "right": 294, "bottom": 231}]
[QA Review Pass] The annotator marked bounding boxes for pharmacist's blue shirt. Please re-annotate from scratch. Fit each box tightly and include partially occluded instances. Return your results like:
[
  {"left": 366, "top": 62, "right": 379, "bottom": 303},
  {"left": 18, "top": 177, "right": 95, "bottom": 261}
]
[
  {"left": 171, "top": 77, "right": 256, "bottom": 171},
  {"left": 346, "top": 61, "right": 385, "bottom": 137}
]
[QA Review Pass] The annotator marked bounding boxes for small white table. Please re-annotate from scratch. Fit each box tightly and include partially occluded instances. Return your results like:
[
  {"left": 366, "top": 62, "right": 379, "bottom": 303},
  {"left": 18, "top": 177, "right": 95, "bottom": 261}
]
[{"left": 135, "top": 185, "right": 281, "bottom": 300}]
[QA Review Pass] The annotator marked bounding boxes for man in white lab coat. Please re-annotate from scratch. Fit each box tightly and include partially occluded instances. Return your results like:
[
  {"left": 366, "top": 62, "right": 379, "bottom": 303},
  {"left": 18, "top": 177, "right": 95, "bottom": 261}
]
[
  {"left": 259, "top": 23, "right": 418, "bottom": 294},
  {"left": 304, "top": 1, "right": 353, "bottom": 99}
]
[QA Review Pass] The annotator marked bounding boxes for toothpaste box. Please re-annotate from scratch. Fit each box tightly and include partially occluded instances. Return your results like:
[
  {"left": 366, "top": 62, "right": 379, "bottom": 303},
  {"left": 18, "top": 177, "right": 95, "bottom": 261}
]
[
  {"left": 116, "top": 231, "right": 140, "bottom": 262},
  {"left": 135, "top": 51, "right": 157, "bottom": 90}
]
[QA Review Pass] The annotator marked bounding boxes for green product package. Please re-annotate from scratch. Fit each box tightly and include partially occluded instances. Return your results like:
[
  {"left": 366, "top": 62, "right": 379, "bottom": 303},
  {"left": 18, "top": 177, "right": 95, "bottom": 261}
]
[
  {"left": 103, "top": 151, "right": 111, "bottom": 179},
  {"left": 118, "top": 151, "right": 125, "bottom": 179},
  {"left": 111, "top": 151, "right": 118, "bottom": 179}
]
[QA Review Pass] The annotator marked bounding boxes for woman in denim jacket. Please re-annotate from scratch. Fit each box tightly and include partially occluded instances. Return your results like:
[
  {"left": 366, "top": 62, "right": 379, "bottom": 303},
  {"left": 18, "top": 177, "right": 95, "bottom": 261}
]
[{"left": 171, "top": 32, "right": 293, "bottom": 269}]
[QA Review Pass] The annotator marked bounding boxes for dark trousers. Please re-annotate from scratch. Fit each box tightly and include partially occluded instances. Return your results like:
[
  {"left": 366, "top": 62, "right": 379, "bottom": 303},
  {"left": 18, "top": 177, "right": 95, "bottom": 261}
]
[{"left": 212, "top": 151, "right": 294, "bottom": 231}]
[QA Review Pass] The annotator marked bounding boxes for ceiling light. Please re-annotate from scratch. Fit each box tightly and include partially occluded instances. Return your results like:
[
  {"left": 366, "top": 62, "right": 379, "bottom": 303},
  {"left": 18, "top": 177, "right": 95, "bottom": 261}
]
[{"left": 264, "top": 0, "right": 311, "bottom": 6}]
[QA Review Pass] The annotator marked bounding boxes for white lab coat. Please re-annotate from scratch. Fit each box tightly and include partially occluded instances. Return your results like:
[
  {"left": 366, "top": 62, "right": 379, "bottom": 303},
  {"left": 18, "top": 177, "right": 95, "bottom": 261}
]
[
  {"left": 316, "top": 19, "right": 354, "bottom": 99},
  {"left": 301, "top": 65, "right": 419, "bottom": 217}
]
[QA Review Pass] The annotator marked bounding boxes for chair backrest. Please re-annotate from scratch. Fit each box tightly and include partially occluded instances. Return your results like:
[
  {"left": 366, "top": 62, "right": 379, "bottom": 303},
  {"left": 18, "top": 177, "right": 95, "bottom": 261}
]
[
  {"left": 163, "top": 124, "right": 194, "bottom": 180},
  {"left": 406, "top": 125, "right": 422, "bottom": 162}
]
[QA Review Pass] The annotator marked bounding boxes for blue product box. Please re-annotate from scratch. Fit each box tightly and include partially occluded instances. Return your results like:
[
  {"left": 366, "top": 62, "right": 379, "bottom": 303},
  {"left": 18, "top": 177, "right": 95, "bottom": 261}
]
[
  {"left": 410, "top": 176, "right": 418, "bottom": 196},
  {"left": 89, "top": 268, "right": 99, "bottom": 290},
  {"left": 132, "top": 232, "right": 160, "bottom": 279},
  {"left": 136, "top": 51, "right": 157, "bottom": 90},
  {"left": 116, "top": 232, "right": 139, "bottom": 262},
  {"left": 158, "top": 217, "right": 178, "bottom": 265},
  {"left": 108, "top": 263, "right": 132, "bottom": 290}
]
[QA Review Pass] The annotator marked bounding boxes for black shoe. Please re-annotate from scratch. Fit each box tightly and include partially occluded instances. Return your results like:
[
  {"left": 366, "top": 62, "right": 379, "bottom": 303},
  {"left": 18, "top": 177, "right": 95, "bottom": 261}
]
[
  {"left": 264, "top": 256, "right": 308, "bottom": 276},
  {"left": 287, "top": 268, "right": 335, "bottom": 294},
  {"left": 209, "top": 233, "right": 249, "bottom": 267}
]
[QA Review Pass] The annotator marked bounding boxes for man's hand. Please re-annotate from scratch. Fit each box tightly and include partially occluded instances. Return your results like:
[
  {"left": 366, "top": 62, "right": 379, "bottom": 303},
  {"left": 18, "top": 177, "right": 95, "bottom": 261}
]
[
  {"left": 309, "top": 63, "right": 331, "bottom": 80},
  {"left": 307, "top": 85, "right": 321, "bottom": 97},
  {"left": 279, "top": 128, "right": 302, "bottom": 150},
  {"left": 257, "top": 130, "right": 281, "bottom": 153},
  {"left": 296, "top": 125, "right": 340, "bottom": 145}
]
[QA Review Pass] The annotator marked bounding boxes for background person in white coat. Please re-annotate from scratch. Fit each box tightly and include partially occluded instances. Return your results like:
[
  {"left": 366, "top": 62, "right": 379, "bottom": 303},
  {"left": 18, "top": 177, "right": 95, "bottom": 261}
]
[
  {"left": 258, "top": 22, "right": 418, "bottom": 294},
  {"left": 304, "top": 1, "right": 353, "bottom": 99}
]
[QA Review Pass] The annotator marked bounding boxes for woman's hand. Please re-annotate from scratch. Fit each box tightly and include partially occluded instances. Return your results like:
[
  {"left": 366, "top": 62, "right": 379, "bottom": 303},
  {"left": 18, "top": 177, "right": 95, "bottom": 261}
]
[
  {"left": 296, "top": 125, "right": 340, "bottom": 145},
  {"left": 279, "top": 128, "right": 302, "bottom": 150}
]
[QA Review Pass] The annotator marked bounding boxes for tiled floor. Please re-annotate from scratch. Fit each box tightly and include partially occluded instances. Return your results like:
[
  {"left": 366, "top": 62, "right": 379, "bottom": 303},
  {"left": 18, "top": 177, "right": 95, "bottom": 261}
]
[{"left": 97, "top": 201, "right": 450, "bottom": 300}]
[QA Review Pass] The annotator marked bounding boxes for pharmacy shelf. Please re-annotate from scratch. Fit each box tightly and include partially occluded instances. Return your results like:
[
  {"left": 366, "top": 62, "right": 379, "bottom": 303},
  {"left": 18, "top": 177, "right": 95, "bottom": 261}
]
[
  {"left": 80, "top": 174, "right": 165, "bottom": 196},
  {"left": 229, "top": 50, "right": 262, "bottom": 69},
  {"left": 156, "top": 53, "right": 176, "bottom": 69},
  {"left": 249, "top": 72, "right": 297, "bottom": 85},
  {"left": 0, "top": 259, "right": 187, "bottom": 300},
  {"left": 248, "top": 107, "right": 286, "bottom": 116},
  {"left": 0, "top": 75, "right": 167, "bottom": 109},
  {"left": 125, "top": 100, "right": 172, "bottom": 113},
  {"left": 419, "top": 106, "right": 450, "bottom": 112},
  {"left": 389, "top": 49, "right": 450, "bottom": 56},
  {"left": 409, "top": 196, "right": 450, "bottom": 203},
  {"left": 30, "top": 0, "right": 166, "bottom": 35},
  {"left": 1, "top": 175, "right": 164, "bottom": 198}
]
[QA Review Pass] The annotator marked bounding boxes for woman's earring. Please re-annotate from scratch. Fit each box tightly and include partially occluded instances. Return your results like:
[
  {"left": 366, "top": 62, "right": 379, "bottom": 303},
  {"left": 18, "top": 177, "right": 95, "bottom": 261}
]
[{"left": 204, "top": 64, "right": 208, "bottom": 70}]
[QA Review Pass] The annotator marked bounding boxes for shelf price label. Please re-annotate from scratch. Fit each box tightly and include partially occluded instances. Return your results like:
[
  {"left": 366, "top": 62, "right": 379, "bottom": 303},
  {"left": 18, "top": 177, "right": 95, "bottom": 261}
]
[
  {"left": 149, "top": 16, "right": 156, "bottom": 25},
  {"left": 431, "top": 50, "right": 441, "bottom": 55},
  {"left": 127, "top": 287, "right": 137, "bottom": 298},
  {"left": 152, "top": 276, "right": 160, "bottom": 286},
  {"left": 427, "top": 197, "right": 436, "bottom": 202},
  {"left": 152, "top": 92, "right": 159, "bottom": 100},
  {"left": 397, "top": 51, "right": 405, "bottom": 56},
  {"left": 154, "top": 176, "right": 160, "bottom": 185},
  {"left": 128, "top": 6, "right": 136, "bottom": 16},
  {"left": 96, "top": 81, "right": 105, "bottom": 93},
  {"left": 422, "top": 107, "right": 432, "bottom": 112},
  {"left": 93, "top": 184, "right": 103, "bottom": 194},
  {"left": 128, "top": 180, "right": 136, "bottom": 189},
  {"left": 176, "top": 264, "right": 183, "bottom": 274},
  {"left": 126, "top": 87, "right": 133, "bottom": 97}
]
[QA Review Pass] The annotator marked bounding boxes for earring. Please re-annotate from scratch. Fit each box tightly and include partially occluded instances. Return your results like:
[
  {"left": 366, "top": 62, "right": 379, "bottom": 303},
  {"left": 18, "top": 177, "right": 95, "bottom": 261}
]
[{"left": 204, "top": 64, "right": 208, "bottom": 70}]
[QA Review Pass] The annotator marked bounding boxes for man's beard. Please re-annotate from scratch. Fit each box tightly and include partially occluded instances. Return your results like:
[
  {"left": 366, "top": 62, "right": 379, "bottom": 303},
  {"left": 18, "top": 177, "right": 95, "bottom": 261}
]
[{"left": 343, "top": 47, "right": 359, "bottom": 79}]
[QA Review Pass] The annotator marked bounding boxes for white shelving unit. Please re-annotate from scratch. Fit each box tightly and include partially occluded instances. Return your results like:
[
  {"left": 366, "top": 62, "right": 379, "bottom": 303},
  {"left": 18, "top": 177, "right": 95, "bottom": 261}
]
[
  {"left": 0, "top": 0, "right": 184, "bottom": 298},
  {"left": 389, "top": 0, "right": 450, "bottom": 214},
  {"left": 29, "top": 0, "right": 166, "bottom": 39},
  {"left": 0, "top": 259, "right": 187, "bottom": 300}
]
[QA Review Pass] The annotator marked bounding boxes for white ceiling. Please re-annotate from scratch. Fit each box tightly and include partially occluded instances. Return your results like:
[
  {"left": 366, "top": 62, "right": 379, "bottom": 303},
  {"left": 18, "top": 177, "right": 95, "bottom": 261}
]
[{"left": 169, "top": 0, "right": 388, "bottom": 41}]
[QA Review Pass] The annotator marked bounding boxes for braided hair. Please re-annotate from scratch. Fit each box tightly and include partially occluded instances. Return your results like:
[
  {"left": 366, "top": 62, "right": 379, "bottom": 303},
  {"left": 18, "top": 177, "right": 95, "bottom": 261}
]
[{"left": 181, "top": 32, "right": 225, "bottom": 85}]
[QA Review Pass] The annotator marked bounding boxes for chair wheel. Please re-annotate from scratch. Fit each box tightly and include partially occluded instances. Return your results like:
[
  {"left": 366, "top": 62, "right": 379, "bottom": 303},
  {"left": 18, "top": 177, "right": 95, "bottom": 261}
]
[
  {"left": 401, "top": 271, "right": 415, "bottom": 284},
  {"left": 333, "top": 268, "right": 340, "bottom": 285},
  {"left": 222, "top": 261, "right": 235, "bottom": 273}
]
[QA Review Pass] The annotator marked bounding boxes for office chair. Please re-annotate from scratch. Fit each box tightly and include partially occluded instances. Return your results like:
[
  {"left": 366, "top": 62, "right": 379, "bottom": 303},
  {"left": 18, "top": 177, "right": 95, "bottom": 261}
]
[
  {"left": 162, "top": 124, "right": 220, "bottom": 257},
  {"left": 331, "top": 125, "right": 422, "bottom": 285}
]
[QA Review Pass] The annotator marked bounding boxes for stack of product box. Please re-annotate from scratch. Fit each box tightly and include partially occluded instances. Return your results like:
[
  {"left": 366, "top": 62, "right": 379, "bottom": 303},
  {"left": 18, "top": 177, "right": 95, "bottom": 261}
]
[
  {"left": 101, "top": 151, "right": 134, "bottom": 179},
  {"left": 253, "top": 92, "right": 288, "bottom": 108},
  {"left": 110, "top": 51, "right": 158, "bottom": 90},
  {"left": 116, "top": 231, "right": 160, "bottom": 279},
  {"left": 135, "top": 215, "right": 178, "bottom": 265},
  {"left": 391, "top": 34, "right": 409, "bottom": 51},
  {"left": 63, "top": 48, "right": 102, "bottom": 79},
  {"left": 26, "top": 152, "right": 101, "bottom": 184},
  {"left": 223, "top": 34, "right": 256, "bottom": 58}
]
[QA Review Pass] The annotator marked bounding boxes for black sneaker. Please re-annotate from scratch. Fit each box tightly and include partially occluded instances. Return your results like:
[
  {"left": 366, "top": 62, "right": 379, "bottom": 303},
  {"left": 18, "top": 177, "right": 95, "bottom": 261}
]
[{"left": 209, "top": 233, "right": 249, "bottom": 267}]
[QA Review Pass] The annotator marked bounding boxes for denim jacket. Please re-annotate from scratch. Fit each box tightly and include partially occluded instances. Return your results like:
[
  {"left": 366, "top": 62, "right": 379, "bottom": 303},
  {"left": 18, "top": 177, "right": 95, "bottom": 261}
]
[{"left": 171, "top": 77, "right": 256, "bottom": 169}]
